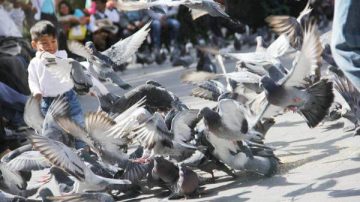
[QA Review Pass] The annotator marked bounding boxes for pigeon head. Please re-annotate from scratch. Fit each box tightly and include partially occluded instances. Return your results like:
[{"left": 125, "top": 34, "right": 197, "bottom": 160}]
[
  {"left": 260, "top": 76, "right": 280, "bottom": 93},
  {"left": 38, "top": 187, "right": 53, "bottom": 201},
  {"left": 198, "top": 107, "right": 221, "bottom": 127}
]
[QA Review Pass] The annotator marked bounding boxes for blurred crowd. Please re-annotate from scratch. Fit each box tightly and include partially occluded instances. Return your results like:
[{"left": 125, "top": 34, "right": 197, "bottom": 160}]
[{"left": 0, "top": 0, "right": 334, "bottom": 152}]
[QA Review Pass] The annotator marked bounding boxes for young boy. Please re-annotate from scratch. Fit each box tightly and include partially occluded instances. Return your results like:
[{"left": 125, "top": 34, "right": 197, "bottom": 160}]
[{"left": 28, "top": 20, "right": 85, "bottom": 149}]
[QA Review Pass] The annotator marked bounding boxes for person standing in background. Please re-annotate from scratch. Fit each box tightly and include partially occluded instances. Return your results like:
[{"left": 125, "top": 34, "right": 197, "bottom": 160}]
[
  {"left": 88, "top": 0, "right": 119, "bottom": 50},
  {"left": 331, "top": 0, "right": 360, "bottom": 91},
  {"left": 32, "top": 0, "right": 59, "bottom": 26}
]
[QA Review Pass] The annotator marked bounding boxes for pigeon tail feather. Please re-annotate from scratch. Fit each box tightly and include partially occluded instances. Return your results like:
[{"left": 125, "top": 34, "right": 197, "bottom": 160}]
[{"left": 300, "top": 79, "right": 334, "bottom": 127}]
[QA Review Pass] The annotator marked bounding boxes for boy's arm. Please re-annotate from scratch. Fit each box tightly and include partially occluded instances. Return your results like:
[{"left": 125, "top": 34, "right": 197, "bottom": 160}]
[{"left": 28, "top": 61, "right": 42, "bottom": 98}]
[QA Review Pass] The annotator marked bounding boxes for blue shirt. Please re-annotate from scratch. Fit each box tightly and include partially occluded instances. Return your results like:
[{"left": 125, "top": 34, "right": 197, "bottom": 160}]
[{"left": 41, "top": 0, "right": 55, "bottom": 14}]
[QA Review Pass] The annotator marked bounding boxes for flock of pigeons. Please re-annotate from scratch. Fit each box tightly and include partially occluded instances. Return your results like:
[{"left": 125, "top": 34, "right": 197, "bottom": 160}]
[{"left": 1, "top": 0, "right": 358, "bottom": 201}]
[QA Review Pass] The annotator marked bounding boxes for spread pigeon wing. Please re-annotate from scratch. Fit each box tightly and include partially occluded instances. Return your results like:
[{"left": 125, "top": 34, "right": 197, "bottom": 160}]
[
  {"left": 191, "top": 80, "right": 226, "bottom": 101},
  {"left": 172, "top": 109, "right": 201, "bottom": 143},
  {"left": 67, "top": 40, "right": 93, "bottom": 60},
  {"left": 130, "top": 112, "right": 173, "bottom": 150},
  {"left": 24, "top": 96, "right": 44, "bottom": 133},
  {"left": 106, "top": 97, "right": 146, "bottom": 139},
  {"left": 6, "top": 151, "right": 51, "bottom": 171},
  {"left": 281, "top": 23, "right": 322, "bottom": 87},
  {"left": 265, "top": 15, "right": 302, "bottom": 49},
  {"left": 30, "top": 135, "right": 87, "bottom": 181},
  {"left": 102, "top": 22, "right": 151, "bottom": 66}
]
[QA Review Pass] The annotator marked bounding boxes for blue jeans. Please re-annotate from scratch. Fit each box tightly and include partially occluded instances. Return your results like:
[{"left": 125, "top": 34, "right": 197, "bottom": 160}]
[
  {"left": 41, "top": 90, "right": 86, "bottom": 149},
  {"left": 0, "top": 82, "right": 28, "bottom": 127},
  {"left": 331, "top": 0, "right": 360, "bottom": 91},
  {"left": 151, "top": 18, "right": 180, "bottom": 49}
]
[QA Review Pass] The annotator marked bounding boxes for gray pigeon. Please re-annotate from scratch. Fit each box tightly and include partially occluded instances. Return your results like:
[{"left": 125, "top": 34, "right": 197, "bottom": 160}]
[
  {"left": 106, "top": 82, "right": 185, "bottom": 114},
  {"left": 37, "top": 51, "right": 93, "bottom": 93},
  {"left": 260, "top": 23, "right": 334, "bottom": 128},
  {"left": 127, "top": 111, "right": 199, "bottom": 160},
  {"left": 29, "top": 135, "right": 131, "bottom": 193},
  {"left": 198, "top": 99, "right": 263, "bottom": 141},
  {"left": 152, "top": 156, "right": 199, "bottom": 199},
  {"left": 203, "top": 128, "right": 278, "bottom": 177},
  {"left": 0, "top": 190, "right": 38, "bottom": 202},
  {"left": 331, "top": 72, "right": 360, "bottom": 135},
  {"left": 1, "top": 144, "right": 51, "bottom": 172},
  {"left": 67, "top": 23, "right": 151, "bottom": 90}
]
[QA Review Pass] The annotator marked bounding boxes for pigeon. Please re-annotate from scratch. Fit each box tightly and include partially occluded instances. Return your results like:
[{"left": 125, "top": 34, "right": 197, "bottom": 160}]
[
  {"left": 56, "top": 101, "right": 153, "bottom": 185},
  {"left": 196, "top": 51, "right": 217, "bottom": 73},
  {"left": 152, "top": 156, "right": 199, "bottom": 199},
  {"left": 198, "top": 99, "right": 263, "bottom": 141},
  {"left": 37, "top": 51, "right": 93, "bottom": 94},
  {"left": 67, "top": 23, "right": 151, "bottom": 90},
  {"left": 44, "top": 166, "right": 75, "bottom": 194},
  {"left": 29, "top": 135, "right": 131, "bottom": 193},
  {"left": 24, "top": 95, "right": 71, "bottom": 144},
  {"left": 55, "top": 98, "right": 145, "bottom": 166},
  {"left": 265, "top": 0, "right": 312, "bottom": 50},
  {"left": 126, "top": 111, "right": 199, "bottom": 160},
  {"left": 330, "top": 71, "right": 360, "bottom": 135},
  {"left": 1, "top": 144, "right": 51, "bottom": 172},
  {"left": 179, "top": 148, "right": 236, "bottom": 181},
  {"left": 106, "top": 82, "right": 184, "bottom": 114},
  {"left": 260, "top": 23, "right": 334, "bottom": 128},
  {"left": 203, "top": 128, "right": 278, "bottom": 177},
  {"left": 23, "top": 96, "right": 44, "bottom": 133},
  {"left": 0, "top": 190, "right": 37, "bottom": 202},
  {"left": 171, "top": 165, "right": 200, "bottom": 199}
]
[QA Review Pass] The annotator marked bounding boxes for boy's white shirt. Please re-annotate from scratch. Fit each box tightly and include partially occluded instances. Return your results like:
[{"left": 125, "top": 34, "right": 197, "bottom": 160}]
[{"left": 28, "top": 50, "right": 74, "bottom": 97}]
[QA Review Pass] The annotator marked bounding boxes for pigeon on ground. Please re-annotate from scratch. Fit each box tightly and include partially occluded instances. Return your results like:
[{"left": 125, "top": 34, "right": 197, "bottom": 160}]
[
  {"left": 198, "top": 99, "right": 263, "bottom": 141},
  {"left": 152, "top": 156, "right": 200, "bottom": 199},
  {"left": 330, "top": 71, "right": 360, "bottom": 135},
  {"left": 203, "top": 128, "right": 278, "bottom": 177}
]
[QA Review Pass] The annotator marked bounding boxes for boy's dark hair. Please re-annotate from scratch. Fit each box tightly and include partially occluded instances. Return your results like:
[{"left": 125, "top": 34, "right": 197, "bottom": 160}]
[{"left": 30, "top": 20, "right": 57, "bottom": 41}]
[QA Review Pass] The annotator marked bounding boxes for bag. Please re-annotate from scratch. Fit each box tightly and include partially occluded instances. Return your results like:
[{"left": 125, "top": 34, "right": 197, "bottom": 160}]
[{"left": 68, "top": 25, "right": 87, "bottom": 41}]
